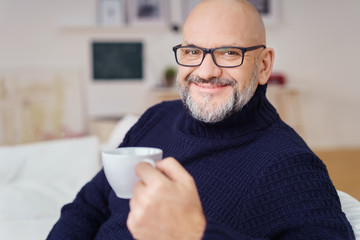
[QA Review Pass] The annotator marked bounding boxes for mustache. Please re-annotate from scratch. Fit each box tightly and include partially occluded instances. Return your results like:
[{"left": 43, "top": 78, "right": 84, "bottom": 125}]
[{"left": 185, "top": 75, "right": 237, "bottom": 87}]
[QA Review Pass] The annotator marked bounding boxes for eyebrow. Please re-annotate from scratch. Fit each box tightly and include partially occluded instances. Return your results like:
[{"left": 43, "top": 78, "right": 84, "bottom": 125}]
[
  {"left": 181, "top": 42, "right": 246, "bottom": 48},
  {"left": 185, "top": 44, "right": 199, "bottom": 48},
  {"left": 182, "top": 42, "right": 197, "bottom": 47}
]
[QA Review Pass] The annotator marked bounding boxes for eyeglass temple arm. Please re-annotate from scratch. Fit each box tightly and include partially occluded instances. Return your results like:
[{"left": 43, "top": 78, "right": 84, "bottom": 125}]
[{"left": 244, "top": 45, "right": 266, "bottom": 52}]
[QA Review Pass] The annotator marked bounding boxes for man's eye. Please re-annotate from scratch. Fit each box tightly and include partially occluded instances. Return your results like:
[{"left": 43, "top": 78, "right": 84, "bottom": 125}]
[
  {"left": 185, "top": 49, "right": 201, "bottom": 55},
  {"left": 226, "top": 51, "right": 238, "bottom": 55},
  {"left": 218, "top": 48, "right": 242, "bottom": 56}
]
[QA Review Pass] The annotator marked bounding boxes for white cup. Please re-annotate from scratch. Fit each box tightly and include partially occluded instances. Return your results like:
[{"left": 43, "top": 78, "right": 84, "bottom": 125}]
[{"left": 102, "top": 147, "right": 163, "bottom": 199}]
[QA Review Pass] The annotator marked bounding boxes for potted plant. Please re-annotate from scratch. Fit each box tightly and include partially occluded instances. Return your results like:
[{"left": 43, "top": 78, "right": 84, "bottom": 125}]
[{"left": 164, "top": 66, "right": 177, "bottom": 87}]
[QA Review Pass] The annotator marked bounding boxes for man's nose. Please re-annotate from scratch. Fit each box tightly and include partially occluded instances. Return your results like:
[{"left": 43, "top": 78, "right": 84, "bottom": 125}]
[{"left": 196, "top": 53, "right": 222, "bottom": 80}]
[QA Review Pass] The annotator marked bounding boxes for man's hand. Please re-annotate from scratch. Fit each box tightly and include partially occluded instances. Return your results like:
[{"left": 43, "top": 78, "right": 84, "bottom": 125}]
[{"left": 127, "top": 157, "right": 206, "bottom": 240}]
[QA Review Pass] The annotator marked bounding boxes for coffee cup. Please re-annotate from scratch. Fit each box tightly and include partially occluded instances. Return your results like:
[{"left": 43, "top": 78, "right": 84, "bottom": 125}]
[{"left": 102, "top": 147, "right": 163, "bottom": 199}]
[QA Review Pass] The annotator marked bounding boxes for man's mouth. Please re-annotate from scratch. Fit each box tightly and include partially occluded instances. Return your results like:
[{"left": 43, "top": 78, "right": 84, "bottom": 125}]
[{"left": 194, "top": 82, "right": 229, "bottom": 89}]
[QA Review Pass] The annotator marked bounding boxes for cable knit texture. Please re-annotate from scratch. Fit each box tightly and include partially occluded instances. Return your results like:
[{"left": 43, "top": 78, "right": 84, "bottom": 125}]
[{"left": 47, "top": 85, "right": 355, "bottom": 239}]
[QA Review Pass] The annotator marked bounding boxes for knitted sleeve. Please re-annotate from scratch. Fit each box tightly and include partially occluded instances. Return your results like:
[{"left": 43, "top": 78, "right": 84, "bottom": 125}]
[
  {"left": 47, "top": 170, "right": 112, "bottom": 239},
  {"left": 239, "top": 152, "right": 355, "bottom": 239}
]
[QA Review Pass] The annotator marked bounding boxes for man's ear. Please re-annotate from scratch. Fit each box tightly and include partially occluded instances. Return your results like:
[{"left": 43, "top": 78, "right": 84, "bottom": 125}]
[{"left": 257, "top": 47, "right": 275, "bottom": 85}]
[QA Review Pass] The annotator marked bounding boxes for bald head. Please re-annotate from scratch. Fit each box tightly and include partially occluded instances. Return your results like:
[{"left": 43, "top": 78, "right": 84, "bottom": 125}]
[{"left": 183, "top": 0, "right": 266, "bottom": 47}]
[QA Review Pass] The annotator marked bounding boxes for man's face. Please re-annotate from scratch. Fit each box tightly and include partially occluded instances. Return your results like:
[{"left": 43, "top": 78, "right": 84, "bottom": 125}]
[
  {"left": 177, "top": 63, "right": 258, "bottom": 123},
  {"left": 177, "top": 1, "right": 264, "bottom": 123}
]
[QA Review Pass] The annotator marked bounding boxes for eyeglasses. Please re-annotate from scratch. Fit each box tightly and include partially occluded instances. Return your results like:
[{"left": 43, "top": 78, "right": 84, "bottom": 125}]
[{"left": 172, "top": 44, "right": 266, "bottom": 68}]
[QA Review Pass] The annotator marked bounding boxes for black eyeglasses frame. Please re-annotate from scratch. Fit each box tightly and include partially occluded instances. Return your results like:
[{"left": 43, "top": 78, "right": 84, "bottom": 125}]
[{"left": 172, "top": 44, "right": 266, "bottom": 68}]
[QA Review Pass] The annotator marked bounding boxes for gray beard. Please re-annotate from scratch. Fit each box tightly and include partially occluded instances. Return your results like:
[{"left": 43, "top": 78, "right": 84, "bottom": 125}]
[{"left": 177, "top": 64, "right": 258, "bottom": 123}]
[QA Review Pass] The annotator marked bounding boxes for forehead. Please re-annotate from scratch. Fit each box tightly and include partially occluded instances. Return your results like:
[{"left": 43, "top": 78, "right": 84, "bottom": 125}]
[
  {"left": 183, "top": 27, "right": 246, "bottom": 48},
  {"left": 183, "top": 1, "right": 263, "bottom": 48}
]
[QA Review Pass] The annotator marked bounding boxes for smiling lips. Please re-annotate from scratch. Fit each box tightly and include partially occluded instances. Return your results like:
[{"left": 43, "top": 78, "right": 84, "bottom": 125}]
[
  {"left": 193, "top": 82, "right": 231, "bottom": 94},
  {"left": 195, "top": 82, "right": 226, "bottom": 88}
]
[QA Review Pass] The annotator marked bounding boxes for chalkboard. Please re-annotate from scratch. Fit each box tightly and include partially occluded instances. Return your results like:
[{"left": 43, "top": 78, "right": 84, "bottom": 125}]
[{"left": 92, "top": 42, "right": 143, "bottom": 80}]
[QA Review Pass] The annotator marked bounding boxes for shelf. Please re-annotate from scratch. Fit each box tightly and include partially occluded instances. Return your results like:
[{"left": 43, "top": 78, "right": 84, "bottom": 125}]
[
  {"left": 59, "top": 23, "right": 177, "bottom": 35},
  {"left": 151, "top": 87, "right": 180, "bottom": 103}
]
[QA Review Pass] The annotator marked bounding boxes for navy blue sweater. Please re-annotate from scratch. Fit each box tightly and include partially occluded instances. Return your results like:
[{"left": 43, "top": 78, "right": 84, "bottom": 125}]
[{"left": 48, "top": 85, "right": 354, "bottom": 239}]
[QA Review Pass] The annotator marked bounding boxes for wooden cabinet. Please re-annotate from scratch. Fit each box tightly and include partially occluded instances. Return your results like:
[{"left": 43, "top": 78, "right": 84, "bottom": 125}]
[
  {"left": 151, "top": 87, "right": 180, "bottom": 104},
  {"left": 267, "top": 85, "right": 304, "bottom": 137}
]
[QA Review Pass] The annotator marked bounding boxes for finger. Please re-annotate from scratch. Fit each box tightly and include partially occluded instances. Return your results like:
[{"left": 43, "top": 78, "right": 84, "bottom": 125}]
[
  {"left": 156, "top": 157, "right": 193, "bottom": 183},
  {"left": 129, "top": 181, "right": 145, "bottom": 209},
  {"left": 132, "top": 181, "right": 146, "bottom": 199},
  {"left": 135, "top": 161, "right": 168, "bottom": 185}
]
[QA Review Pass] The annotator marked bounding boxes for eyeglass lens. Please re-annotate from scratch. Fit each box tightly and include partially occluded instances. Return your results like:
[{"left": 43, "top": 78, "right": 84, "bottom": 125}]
[{"left": 176, "top": 47, "right": 243, "bottom": 67}]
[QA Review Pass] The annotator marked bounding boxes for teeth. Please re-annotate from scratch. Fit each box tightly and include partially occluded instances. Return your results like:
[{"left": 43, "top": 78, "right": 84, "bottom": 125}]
[{"left": 197, "top": 83, "right": 221, "bottom": 89}]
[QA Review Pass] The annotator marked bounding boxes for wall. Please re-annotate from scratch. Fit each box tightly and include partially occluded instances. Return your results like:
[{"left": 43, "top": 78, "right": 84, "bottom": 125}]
[
  {"left": 266, "top": 0, "right": 360, "bottom": 148},
  {"left": 0, "top": 0, "right": 183, "bottom": 118},
  {"left": 0, "top": 0, "right": 359, "bottom": 148}
]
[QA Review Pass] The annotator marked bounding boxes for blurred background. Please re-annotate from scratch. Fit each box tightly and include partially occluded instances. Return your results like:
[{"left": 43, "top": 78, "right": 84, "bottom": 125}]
[
  {"left": 1, "top": 1, "right": 359, "bottom": 239},
  {"left": 0, "top": 0, "right": 359, "bottom": 194}
]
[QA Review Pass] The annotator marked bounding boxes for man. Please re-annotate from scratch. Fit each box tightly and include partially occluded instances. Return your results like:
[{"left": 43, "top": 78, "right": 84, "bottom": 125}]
[{"left": 48, "top": 0, "right": 355, "bottom": 239}]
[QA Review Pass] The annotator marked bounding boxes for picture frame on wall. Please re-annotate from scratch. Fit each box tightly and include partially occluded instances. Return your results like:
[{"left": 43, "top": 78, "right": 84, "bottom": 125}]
[
  {"left": 248, "top": 0, "right": 280, "bottom": 25},
  {"left": 182, "top": 0, "right": 280, "bottom": 25},
  {"left": 127, "top": 0, "right": 169, "bottom": 26},
  {"left": 97, "top": 0, "right": 126, "bottom": 26}
]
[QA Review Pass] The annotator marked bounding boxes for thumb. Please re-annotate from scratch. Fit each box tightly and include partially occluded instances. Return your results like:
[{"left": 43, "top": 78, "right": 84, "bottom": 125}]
[{"left": 156, "top": 157, "right": 193, "bottom": 183}]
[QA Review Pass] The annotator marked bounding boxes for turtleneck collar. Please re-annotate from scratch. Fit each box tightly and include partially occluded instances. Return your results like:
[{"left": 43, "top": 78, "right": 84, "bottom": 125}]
[{"left": 176, "top": 84, "right": 279, "bottom": 139}]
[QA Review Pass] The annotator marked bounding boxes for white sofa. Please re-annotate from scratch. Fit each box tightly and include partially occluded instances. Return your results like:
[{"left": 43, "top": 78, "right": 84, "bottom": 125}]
[
  {"left": 0, "top": 136, "right": 101, "bottom": 239},
  {"left": 0, "top": 115, "right": 359, "bottom": 239}
]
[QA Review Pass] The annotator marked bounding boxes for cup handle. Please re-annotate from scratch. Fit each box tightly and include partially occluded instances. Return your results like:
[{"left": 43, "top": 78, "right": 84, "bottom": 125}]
[{"left": 141, "top": 159, "right": 156, "bottom": 168}]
